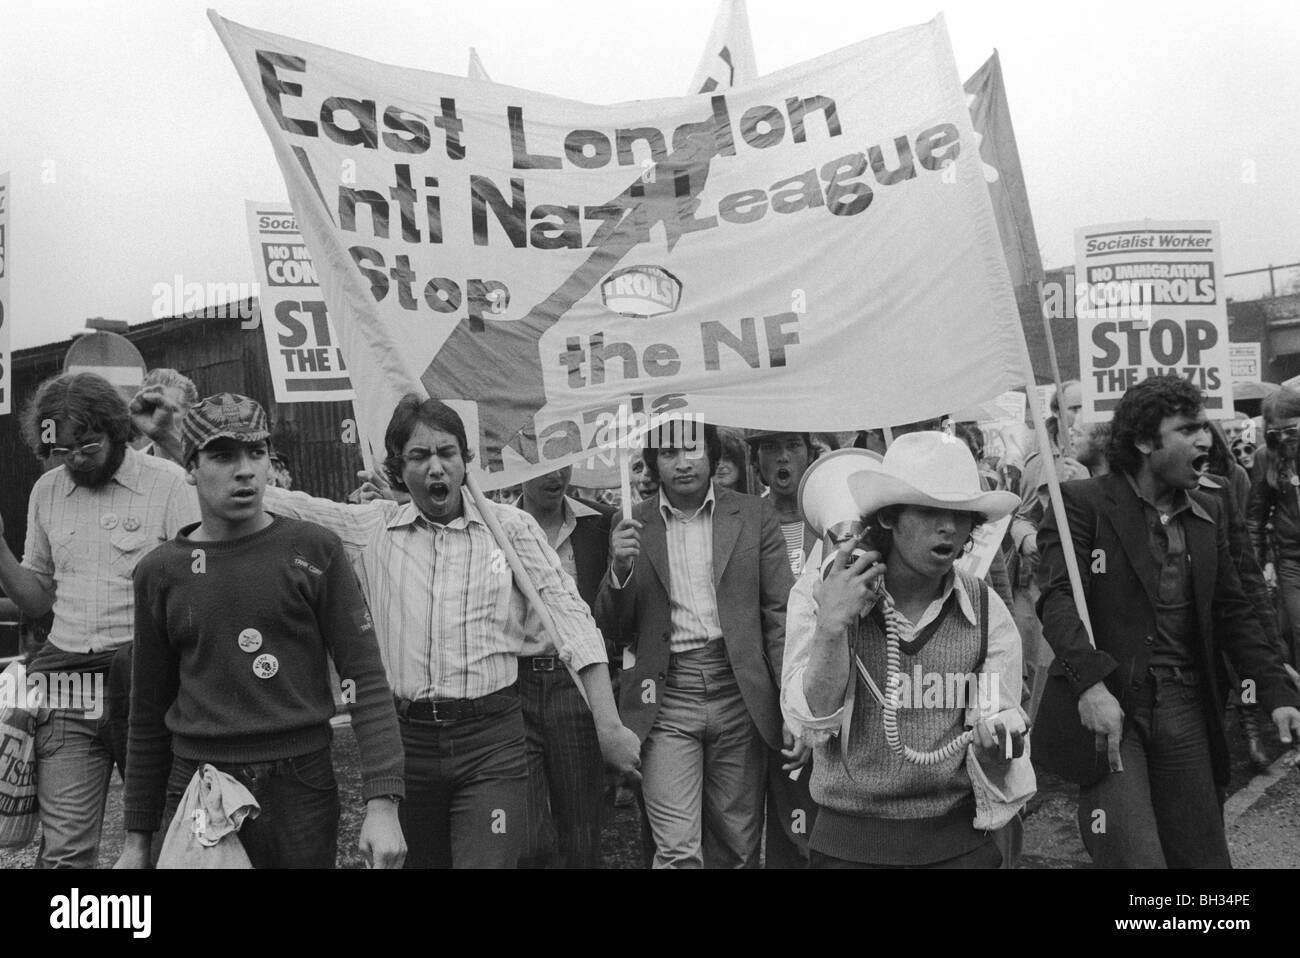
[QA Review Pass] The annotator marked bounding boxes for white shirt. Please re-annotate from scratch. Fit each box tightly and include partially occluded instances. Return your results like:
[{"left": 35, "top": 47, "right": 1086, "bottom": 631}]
[{"left": 781, "top": 565, "right": 1022, "bottom": 745}]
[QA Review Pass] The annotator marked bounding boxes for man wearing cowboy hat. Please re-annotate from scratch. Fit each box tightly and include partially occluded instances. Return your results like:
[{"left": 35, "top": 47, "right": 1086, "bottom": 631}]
[{"left": 782, "top": 431, "right": 1032, "bottom": 868}]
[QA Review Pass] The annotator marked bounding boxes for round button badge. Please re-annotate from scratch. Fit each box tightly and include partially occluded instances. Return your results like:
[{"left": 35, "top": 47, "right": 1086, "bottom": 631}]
[
  {"left": 100, "top": 513, "right": 119, "bottom": 530},
  {"left": 237, "top": 629, "right": 263, "bottom": 653},
  {"left": 252, "top": 654, "right": 279, "bottom": 679},
  {"left": 123, "top": 516, "right": 141, "bottom": 532}
]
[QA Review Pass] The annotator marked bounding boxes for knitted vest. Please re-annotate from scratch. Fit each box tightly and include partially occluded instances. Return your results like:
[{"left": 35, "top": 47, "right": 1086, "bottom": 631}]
[{"left": 811, "top": 571, "right": 988, "bottom": 820}]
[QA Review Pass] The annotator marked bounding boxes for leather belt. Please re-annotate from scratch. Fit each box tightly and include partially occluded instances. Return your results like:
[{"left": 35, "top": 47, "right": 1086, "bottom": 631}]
[
  {"left": 519, "top": 655, "right": 563, "bottom": 672},
  {"left": 394, "top": 685, "right": 518, "bottom": 723}
]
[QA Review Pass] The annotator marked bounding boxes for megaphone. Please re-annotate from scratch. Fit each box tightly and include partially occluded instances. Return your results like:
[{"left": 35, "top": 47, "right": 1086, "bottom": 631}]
[{"left": 797, "top": 448, "right": 883, "bottom": 567}]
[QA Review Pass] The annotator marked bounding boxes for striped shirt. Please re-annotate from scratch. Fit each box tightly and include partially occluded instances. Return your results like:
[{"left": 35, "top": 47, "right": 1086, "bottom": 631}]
[
  {"left": 658, "top": 486, "right": 724, "bottom": 654},
  {"left": 263, "top": 487, "right": 608, "bottom": 700},
  {"left": 780, "top": 520, "right": 806, "bottom": 575},
  {"left": 21, "top": 447, "right": 197, "bottom": 654}
]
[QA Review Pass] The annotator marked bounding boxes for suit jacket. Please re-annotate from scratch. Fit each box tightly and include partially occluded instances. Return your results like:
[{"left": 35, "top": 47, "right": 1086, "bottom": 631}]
[
  {"left": 594, "top": 487, "right": 793, "bottom": 750},
  {"left": 567, "top": 497, "right": 616, "bottom": 609},
  {"left": 1036, "top": 472, "right": 1300, "bottom": 785}
]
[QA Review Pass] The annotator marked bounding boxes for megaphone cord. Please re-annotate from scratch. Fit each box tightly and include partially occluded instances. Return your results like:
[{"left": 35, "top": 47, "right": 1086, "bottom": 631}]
[{"left": 876, "top": 587, "right": 974, "bottom": 766}]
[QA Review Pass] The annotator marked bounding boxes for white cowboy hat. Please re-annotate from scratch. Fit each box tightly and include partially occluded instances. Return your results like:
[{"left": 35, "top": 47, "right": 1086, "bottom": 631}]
[{"left": 847, "top": 431, "right": 1019, "bottom": 521}]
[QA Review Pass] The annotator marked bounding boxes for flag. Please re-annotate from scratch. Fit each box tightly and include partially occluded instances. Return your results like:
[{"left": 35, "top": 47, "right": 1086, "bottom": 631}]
[
  {"left": 467, "top": 47, "right": 492, "bottom": 83},
  {"left": 688, "top": 0, "right": 758, "bottom": 94},
  {"left": 964, "top": 51, "right": 1043, "bottom": 290}
]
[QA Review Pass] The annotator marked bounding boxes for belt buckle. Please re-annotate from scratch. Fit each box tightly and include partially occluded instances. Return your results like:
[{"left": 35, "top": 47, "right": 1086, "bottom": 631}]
[
  {"left": 535, "top": 657, "right": 557, "bottom": 672},
  {"left": 429, "top": 700, "right": 453, "bottom": 722}
]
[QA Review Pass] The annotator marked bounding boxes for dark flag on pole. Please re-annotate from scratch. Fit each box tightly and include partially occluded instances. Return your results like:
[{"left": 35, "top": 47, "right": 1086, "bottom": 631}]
[{"left": 965, "top": 51, "right": 1044, "bottom": 290}]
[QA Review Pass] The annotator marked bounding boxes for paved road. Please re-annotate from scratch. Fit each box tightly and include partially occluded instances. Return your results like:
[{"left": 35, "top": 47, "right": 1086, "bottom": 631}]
[{"left": 1020, "top": 708, "right": 1300, "bottom": 868}]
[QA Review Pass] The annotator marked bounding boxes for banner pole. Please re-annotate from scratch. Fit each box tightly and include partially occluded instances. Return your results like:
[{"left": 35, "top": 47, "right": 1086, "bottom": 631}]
[
  {"left": 1036, "top": 279, "right": 1071, "bottom": 456},
  {"left": 1021, "top": 358, "right": 1096, "bottom": 650},
  {"left": 618, "top": 399, "right": 635, "bottom": 520}
]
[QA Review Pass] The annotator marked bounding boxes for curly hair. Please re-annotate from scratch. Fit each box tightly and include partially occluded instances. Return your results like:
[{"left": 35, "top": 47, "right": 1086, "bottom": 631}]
[
  {"left": 22, "top": 372, "right": 132, "bottom": 457},
  {"left": 382, "top": 394, "right": 474, "bottom": 491},
  {"left": 1107, "top": 376, "right": 1204, "bottom": 477}
]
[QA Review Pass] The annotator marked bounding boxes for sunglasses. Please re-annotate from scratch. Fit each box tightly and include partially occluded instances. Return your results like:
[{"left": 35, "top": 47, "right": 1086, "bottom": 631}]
[
  {"left": 49, "top": 441, "right": 104, "bottom": 461},
  {"left": 1266, "top": 427, "right": 1300, "bottom": 445}
]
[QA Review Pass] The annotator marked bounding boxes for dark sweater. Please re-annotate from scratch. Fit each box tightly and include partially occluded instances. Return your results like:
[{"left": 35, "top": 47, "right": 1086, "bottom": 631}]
[{"left": 124, "top": 515, "right": 404, "bottom": 833}]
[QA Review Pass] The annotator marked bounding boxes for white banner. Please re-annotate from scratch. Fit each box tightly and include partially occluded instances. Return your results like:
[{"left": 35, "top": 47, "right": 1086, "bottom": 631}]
[
  {"left": 1075, "top": 220, "right": 1232, "bottom": 422},
  {"left": 0, "top": 172, "right": 9, "bottom": 416},
  {"left": 245, "top": 201, "right": 355, "bottom": 403},
  {"left": 213, "top": 12, "right": 1027, "bottom": 489}
]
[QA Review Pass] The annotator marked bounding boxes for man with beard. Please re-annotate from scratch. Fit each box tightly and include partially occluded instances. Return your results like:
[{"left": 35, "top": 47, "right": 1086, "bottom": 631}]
[
  {"left": 0, "top": 373, "right": 195, "bottom": 867},
  {"left": 512, "top": 466, "right": 617, "bottom": 867},
  {"left": 1069, "top": 421, "right": 1111, "bottom": 477},
  {"left": 746, "top": 430, "right": 818, "bottom": 866}
]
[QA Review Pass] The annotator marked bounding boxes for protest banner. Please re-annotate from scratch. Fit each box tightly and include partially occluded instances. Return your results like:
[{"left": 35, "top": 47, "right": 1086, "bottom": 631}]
[
  {"left": 0, "top": 172, "right": 8, "bottom": 415},
  {"left": 987, "top": 390, "right": 1026, "bottom": 424},
  {"left": 212, "top": 12, "right": 1028, "bottom": 490},
  {"left": 954, "top": 514, "right": 1012, "bottom": 581},
  {"left": 1229, "top": 342, "right": 1261, "bottom": 383},
  {"left": 689, "top": 0, "right": 758, "bottom": 95},
  {"left": 245, "top": 201, "right": 355, "bottom": 403},
  {"left": 1076, "top": 220, "right": 1232, "bottom": 421}
]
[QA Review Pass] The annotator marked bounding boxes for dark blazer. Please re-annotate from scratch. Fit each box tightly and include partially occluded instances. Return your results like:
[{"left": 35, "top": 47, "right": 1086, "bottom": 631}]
[
  {"left": 1036, "top": 471, "right": 1300, "bottom": 785},
  {"left": 594, "top": 488, "right": 792, "bottom": 750},
  {"left": 567, "top": 497, "right": 616, "bottom": 609}
]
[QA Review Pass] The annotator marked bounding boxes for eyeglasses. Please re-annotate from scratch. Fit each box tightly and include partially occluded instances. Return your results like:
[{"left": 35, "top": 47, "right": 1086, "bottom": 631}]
[
  {"left": 1266, "top": 427, "right": 1300, "bottom": 444},
  {"left": 49, "top": 441, "right": 104, "bottom": 461}
]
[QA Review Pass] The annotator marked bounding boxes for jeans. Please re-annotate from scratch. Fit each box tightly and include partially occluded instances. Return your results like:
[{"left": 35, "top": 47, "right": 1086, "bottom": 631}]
[
  {"left": 640, "top": 641, "right": 766, "bottom": 869},
  {"left": 34, "top": 708, "right": 115, "bottom": 869},
  {"left": 518, "top": 666, "right": 603, "bottom": 869},
  {"left": 398, "top": 695, "right": 529, "bottom": 869},
  {"left": 161, "top": 747, "right": 340, "bottom": 869},
  {"left": 1077, "top": 666, "right": 1230, "bottom": 868}
]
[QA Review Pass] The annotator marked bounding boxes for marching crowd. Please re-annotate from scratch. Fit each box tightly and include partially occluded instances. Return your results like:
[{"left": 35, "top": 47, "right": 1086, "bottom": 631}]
[{"left": 2, "top": 367, "right": 1299, "bottom": 869}]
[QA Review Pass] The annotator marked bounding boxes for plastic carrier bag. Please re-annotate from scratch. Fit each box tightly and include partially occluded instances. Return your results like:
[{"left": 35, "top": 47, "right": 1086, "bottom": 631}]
[{"left": 0, "top": 661, "right": 39, "bottom": 848}]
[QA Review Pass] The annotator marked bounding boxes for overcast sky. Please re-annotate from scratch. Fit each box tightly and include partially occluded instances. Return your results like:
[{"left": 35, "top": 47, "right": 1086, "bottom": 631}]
[{"left": 1, "top": 0, "right": 1296, "bottom": 350}]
